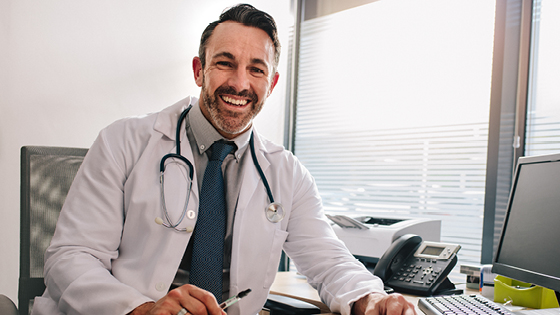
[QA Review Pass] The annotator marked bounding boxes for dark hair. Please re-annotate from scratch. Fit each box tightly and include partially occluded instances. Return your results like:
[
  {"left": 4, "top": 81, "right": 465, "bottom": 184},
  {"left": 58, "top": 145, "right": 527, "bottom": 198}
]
[{"left": 198, "top": 4, "right": 281, "bottom": 72}]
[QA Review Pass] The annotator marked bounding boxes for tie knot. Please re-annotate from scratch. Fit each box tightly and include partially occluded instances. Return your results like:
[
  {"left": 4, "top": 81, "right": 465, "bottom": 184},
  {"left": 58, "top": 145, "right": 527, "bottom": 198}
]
[{"left": 209, "top": 141, "right": 235, "bottom": 162}]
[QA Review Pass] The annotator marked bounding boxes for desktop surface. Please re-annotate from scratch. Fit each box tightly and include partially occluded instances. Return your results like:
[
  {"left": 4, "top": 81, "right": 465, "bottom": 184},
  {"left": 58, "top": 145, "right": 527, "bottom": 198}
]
[
  {"left": 269, "top": 271, "right": 560, "bottom": 315},
  {"left": 270, "top": 271, "right": 476, "bottom": 314},
  {"left": 270, "top": 271, "right": 335, "bottom": 314}
]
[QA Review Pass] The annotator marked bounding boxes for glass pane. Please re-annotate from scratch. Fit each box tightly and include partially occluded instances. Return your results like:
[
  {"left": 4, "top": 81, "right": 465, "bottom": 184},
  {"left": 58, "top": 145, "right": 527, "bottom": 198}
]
[
  {"left": 294, "top": 0, "right": 496, "bottom": 267},
  {"left": 525, "top": 0, "right": 560, "bottom": 156}
]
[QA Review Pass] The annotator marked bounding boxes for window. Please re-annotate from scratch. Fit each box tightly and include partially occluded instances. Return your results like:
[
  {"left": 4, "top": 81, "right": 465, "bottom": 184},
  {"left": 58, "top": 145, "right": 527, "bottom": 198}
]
[
  {"left": 525, "top": 0, "right": 560, "bottom": 155},
  {"left": 292, "top": 0, "right": 496, "bottom": 267}
]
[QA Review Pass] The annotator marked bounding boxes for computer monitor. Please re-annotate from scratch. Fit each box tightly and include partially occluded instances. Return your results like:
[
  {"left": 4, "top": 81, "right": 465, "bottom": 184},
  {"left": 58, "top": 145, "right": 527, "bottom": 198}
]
[{"left": 492, "top": 153, "right": 560, "bottom": 300}]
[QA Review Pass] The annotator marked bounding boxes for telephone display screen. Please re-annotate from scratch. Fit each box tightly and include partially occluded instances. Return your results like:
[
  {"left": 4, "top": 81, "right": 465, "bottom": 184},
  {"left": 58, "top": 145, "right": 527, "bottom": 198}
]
[{"left": 421, "top": 245, "right": 444, "bottom": 256}]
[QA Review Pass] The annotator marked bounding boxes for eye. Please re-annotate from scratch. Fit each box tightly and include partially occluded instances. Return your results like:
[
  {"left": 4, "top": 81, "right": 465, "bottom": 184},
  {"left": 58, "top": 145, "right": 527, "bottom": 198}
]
[
  {"left": 251, "top": 67, "right": 266, "bottom": 77},
  {"left": 216, "top": 61, "right": 233, "bottom": 68}
]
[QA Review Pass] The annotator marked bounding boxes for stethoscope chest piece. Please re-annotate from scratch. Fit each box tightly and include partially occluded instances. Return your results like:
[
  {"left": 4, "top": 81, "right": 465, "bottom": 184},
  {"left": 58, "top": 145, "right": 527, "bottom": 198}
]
[{"left": 265, "top": 202, "right": 285, "bottom": 223}]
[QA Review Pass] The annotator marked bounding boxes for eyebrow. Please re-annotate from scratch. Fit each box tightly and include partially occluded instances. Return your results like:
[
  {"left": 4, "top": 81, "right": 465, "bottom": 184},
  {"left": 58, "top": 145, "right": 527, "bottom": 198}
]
[
  {"left": 250, "top": 58, "right": 269, "bottom": 69},
  {"left": 213, "top": 51, "right": 235, "bottom": 60},
  {"left": 212, "top": 51, "right": 269, "bottom": 70}
]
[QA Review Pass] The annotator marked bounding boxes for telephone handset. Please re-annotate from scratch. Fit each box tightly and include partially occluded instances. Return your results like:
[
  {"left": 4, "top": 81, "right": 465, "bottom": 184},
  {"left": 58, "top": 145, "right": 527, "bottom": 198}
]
[{"left": 373, "top": 234, "right": 461, "bottom": 296}]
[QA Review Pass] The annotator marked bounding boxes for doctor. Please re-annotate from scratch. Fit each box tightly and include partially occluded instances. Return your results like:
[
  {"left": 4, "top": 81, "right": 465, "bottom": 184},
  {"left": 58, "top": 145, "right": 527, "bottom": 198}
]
[{"left": 34, "top": 4, "right": 416, "bottom": 315}]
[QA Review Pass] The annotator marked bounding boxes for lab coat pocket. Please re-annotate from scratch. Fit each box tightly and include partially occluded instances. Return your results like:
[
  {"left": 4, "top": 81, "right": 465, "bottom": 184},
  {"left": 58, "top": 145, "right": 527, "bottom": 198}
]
[{"left": 263, "top": 229, "right": 289, "bottom": 289}]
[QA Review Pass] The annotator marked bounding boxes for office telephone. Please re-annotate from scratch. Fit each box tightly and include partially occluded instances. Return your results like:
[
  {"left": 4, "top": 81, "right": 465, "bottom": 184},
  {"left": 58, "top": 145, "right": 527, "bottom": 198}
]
[{"left": 373, "top": 234, "right": 462, "bottom": 296}]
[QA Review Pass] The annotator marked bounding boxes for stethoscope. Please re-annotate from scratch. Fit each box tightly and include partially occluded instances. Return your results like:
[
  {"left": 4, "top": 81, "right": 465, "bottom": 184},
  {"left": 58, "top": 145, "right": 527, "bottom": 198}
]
[{"left": 156, "top": 105, "right": 285, "bottom": 232}]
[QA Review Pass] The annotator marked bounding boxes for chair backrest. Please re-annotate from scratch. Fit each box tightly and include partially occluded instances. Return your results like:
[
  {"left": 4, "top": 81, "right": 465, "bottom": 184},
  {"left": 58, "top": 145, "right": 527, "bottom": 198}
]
[
  {"left": 19, "top": 146, "right": 88, "bottom": 315},
  {"left": 0, "top": 294, "right": 19, "bottom": 315}
]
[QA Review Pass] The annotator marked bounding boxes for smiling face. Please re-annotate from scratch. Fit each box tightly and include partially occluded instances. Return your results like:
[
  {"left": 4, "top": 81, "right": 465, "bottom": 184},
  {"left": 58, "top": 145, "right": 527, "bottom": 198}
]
[{"left": 193, "top": 21, "right": 279, "bottom": 139}]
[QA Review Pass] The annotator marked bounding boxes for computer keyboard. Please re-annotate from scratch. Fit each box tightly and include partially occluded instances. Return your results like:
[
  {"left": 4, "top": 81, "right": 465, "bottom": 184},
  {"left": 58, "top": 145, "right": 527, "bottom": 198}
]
[{"left": 418, "top": 294, "right": 513, "bottom": 315}]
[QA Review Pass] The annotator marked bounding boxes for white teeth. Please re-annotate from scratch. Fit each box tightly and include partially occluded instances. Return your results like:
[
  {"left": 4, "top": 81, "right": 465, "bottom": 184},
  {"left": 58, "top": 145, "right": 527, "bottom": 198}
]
[{"left": 222, "top": 96, "right": 248, "bottom": 106}]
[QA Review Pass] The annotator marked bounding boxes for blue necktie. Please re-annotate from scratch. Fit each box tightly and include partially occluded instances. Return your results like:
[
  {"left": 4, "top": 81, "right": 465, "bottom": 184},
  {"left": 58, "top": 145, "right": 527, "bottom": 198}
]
[{"left": 189, "top": 141, "right": 235, "bottom": 302}]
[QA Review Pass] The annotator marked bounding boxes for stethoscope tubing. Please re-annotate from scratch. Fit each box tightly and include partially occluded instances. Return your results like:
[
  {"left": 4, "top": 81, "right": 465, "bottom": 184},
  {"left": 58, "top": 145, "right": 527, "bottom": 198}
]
[
  {"left": 249, "top": 132, "right": 275, "bottom": 204},
  {"left": 158, "top": 105, "right": 284, "bottom": 231}
]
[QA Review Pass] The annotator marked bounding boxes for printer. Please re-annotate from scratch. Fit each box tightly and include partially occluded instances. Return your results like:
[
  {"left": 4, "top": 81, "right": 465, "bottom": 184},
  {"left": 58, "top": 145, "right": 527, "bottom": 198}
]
[{"left": 327, "top": 214, "right": 441, "bottom": 265}]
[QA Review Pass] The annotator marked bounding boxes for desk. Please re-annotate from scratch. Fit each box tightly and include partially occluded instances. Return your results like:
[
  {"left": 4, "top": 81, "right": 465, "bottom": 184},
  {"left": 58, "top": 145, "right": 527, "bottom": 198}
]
[
  {"left": 270, "top": 271, "right": 333, "bottom": 314},
  {"left": 270, "top": 271, "right": 475, "bottom": 314}
]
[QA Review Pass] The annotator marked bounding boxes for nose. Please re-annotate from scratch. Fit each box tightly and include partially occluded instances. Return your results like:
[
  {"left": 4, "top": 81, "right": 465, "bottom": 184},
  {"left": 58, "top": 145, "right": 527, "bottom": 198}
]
[{"left": 228, "top": 68, "right": 251, "bottom": 92}]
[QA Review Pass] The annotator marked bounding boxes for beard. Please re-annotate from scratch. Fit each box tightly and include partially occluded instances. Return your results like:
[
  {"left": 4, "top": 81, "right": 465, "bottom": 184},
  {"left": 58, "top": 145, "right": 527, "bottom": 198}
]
[{"left": 200, "top": 78, "right": 265, "bottom": 136}]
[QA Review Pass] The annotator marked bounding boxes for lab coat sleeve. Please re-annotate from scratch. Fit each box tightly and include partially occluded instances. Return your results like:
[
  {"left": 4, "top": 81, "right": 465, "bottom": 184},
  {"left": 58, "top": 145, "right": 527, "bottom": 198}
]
[
  {"left": 282, "top": 159, "right": 386, "bottom": 315},
  {"left": 40, "top": 123, "right": 153, "bottom": 315}
]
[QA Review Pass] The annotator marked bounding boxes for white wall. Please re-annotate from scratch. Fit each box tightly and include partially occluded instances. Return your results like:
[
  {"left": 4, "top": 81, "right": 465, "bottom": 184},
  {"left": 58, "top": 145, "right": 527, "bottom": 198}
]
[{"left": 0, "top": 0, "right": 293, "bottom": 304}]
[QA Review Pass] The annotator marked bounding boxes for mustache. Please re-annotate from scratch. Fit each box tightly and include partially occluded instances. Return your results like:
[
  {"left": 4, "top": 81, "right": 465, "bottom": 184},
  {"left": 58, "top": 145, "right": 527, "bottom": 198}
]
[{"left": 214, "top": 85, "right": 258, "bottom": 104}]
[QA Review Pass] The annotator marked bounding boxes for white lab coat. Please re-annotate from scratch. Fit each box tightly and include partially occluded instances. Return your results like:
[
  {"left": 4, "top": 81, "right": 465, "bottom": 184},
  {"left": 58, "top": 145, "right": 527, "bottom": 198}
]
[{"left": 33, "top": 96, "right": 384, "bottom": 315}]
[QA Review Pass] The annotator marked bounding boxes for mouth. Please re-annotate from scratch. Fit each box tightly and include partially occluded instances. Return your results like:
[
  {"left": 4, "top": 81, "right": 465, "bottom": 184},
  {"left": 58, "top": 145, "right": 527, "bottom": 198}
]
[{"left": 221, "top": 95, "right": 250, "bottom": 107}]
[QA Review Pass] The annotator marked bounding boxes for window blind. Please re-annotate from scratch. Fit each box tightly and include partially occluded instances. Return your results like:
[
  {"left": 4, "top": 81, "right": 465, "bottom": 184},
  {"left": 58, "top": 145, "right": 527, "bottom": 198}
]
[
  {"left": 296, "top": 122, "right": 488, "bottom": 265},
  {"left": 293, "top": 0, "right": 496, "bottom": 267}
]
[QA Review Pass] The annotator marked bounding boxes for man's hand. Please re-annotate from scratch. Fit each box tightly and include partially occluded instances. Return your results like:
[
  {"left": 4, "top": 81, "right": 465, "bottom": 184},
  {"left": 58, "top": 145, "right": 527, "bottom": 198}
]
[
  {"left": 352, "top": 292, "right": 417, "bottom": 315},
  {"left": 128, "top": 284, "right": 226, "bottom": 315}
]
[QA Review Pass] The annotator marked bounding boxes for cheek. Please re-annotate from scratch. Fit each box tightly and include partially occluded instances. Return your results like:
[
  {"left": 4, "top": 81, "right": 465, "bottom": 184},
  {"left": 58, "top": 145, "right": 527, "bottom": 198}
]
[
  {"left": 203, "top": 69, "right": 225, "bottom": 90},
  {"left": 254, "top": 80, "right": 272, "bottom": 97}
]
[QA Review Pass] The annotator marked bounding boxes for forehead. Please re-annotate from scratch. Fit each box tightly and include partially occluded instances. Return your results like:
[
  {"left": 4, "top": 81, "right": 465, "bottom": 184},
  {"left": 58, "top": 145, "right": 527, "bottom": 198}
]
[{"left": 206, "top": 21, "right": 275, "bottom": 66}]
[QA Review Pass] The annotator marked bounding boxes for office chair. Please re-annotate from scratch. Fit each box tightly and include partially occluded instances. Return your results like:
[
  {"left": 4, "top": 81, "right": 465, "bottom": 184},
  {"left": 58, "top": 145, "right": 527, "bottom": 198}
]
[
  {"left": 19, "top": 146, "right": 88, "bottom": 315},
  {"left": 0, "top": 294, "right": 19, "bottom": 315}
]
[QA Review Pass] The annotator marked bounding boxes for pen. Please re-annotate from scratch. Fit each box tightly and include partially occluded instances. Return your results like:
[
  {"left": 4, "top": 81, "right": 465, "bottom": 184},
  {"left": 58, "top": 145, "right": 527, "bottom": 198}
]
[{"left": 219, "top": 288, "right": 251, "bottom": 309}]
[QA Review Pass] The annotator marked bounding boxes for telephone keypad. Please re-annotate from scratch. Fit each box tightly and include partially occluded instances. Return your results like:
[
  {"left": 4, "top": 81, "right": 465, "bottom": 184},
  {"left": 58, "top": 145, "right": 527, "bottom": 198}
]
[{"left": 388, "top": 257, "right": 453, "bottom": 294}]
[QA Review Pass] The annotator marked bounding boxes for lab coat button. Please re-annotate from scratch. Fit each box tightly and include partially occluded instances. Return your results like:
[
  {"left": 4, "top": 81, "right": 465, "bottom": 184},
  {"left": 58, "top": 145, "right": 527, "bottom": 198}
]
[
  {"left": 156, "top": 283, "right": 166, "bottom": 291},
  {"left": 187, "top": 210, "right": 196, "bottom": 219},
  {"left": 186, "top": 226, "right": 194, "bottom": 233}
]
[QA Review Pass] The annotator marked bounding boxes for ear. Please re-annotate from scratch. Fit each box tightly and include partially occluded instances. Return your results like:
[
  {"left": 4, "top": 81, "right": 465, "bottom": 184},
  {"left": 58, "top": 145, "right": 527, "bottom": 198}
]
[
  {"left": 267, "top": 72, "right": 280, "bottom": 97},
  {"left": 193, "top": 57, "right": 203, "bottom": 87}
]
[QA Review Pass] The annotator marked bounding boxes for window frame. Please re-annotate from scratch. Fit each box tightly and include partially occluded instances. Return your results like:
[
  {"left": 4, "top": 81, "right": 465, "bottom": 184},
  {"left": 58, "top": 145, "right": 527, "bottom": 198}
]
[{"left": 286, "top": 0, "right": 541, "bottom": 266}]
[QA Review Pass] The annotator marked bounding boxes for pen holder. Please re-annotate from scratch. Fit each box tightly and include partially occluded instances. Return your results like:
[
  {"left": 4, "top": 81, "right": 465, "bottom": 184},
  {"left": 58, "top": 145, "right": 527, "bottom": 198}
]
[{"left": 494, "top": 275, "right": 559, "bottom": 309}]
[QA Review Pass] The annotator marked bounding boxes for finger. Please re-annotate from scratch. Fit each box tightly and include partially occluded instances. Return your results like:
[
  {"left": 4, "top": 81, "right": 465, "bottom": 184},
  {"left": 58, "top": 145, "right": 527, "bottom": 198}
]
[
  {"left": 404, "top": 305, "right": 417, "bottom": 315},
  {"left": 384, "top": 294, "right": 417, "bottom": 315},
  {"left": 166, "top": 287, "right": 207, "bottom": 315},
  {"left": 175, "top": 285, "right": 224, "bottom": 315}
]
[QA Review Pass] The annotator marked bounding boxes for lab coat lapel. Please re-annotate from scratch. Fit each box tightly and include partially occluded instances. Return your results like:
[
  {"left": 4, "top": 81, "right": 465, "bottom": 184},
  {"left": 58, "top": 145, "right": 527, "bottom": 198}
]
[
  {"left": 229, "top": 130, "right": 272, "bottom": 315},
  {"left": 153, "top": 96, "right": 200, "bottom": 213},
  {"left": 236, "top": 130, "right": 270, "bottom": 213}
]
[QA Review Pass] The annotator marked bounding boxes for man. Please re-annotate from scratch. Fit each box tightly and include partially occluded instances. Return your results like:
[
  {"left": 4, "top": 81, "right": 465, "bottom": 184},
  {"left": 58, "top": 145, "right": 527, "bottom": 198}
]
[{"left": 34, "top": 4, "right": 416, "bottom": 315}]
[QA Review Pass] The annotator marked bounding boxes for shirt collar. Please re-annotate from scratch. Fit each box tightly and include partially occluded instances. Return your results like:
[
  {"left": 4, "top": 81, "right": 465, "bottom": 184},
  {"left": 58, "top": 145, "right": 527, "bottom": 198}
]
[{"left": 188, "top": 101, "right": 251, "bottom": 162}]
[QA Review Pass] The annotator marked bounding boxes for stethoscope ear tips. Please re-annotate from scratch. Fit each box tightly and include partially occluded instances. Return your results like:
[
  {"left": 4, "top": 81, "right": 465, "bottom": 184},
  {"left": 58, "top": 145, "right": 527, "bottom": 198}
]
[{"left": 155, "top": 217, "right": 164, "bottom": 225}]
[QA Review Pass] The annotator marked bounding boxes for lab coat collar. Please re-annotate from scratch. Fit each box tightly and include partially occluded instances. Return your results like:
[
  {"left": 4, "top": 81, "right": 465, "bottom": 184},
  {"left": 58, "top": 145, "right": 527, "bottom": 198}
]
[
  {"left": 153, "top": 96, "right": 198, "bottom": 142},
  {"left": 152, "top": 95, "right": 284, "bottom": 180}
]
